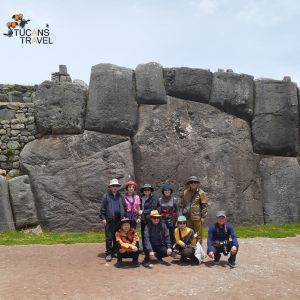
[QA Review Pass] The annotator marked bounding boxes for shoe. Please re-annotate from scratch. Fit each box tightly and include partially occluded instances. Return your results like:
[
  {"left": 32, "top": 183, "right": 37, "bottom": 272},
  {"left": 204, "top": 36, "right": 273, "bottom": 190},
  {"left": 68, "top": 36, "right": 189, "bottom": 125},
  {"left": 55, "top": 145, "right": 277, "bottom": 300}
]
[
  {"left": 114, "top": 260, "right": 122, "bottom": 268},
  {"left": 192, "top": 257, "right": 200, "bottom": 265},
  {"left": 142, "top": 260, "right": 153, "bottom": 268},
  {"left": 112, "top": 253, "right": 117, "bottom": 258},
  {"left": 213, "top": 259, "right": 220, "bottom": 265},
  {"left": 132, "top": 260, "right": 140, "bottom": 267},
  {"left": 227, "top": 260, "right": 236, "bottom": 268},
  {"left": 105, "top": 254, "right": 112, "bottom": 262}
]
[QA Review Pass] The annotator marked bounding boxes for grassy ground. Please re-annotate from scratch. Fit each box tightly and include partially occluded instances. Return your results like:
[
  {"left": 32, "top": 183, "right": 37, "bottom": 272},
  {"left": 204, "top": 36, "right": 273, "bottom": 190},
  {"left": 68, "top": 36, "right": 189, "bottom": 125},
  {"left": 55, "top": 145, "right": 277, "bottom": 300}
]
[{"left": 0, "top": 224, "right": 299, "bottom": 246}]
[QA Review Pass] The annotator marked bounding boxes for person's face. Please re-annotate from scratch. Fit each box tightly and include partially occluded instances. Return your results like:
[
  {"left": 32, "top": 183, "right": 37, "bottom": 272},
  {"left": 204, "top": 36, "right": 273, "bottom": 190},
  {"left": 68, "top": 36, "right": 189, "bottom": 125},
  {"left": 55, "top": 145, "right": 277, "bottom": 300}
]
[
  {"left": 189, "top": 181, "right": 198, "bottom": 189},
  {"left": 110, "top": 185, "right": 120, "bottom": 193},
  {"left": 121, "top": 223, "right": 131, "bottom": 232},
  {"left": 127, "top": 185, "right": 135, "bottom": 194},
  {"left": 178, "top": 221, "right": 187, "bottom": 229},
  {"left": 163, "top": 190, "right": 171, "bottom": 197},
  {"left": 217, "top": 216, "right": 226, "bottom": 225},
  {"left": 143, "top": 188, "right": 151, "bottom": 196},
  {"left": 151, "top": 216, "right": 161, "bottom": 224}
]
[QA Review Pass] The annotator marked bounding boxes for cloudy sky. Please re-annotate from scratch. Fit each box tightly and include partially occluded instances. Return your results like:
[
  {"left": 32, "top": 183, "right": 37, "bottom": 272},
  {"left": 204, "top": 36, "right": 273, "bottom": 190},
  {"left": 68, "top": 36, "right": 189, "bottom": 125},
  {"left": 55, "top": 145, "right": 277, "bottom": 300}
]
[{"left": 1, "top": 0, "right": 300, "bottom": 86}]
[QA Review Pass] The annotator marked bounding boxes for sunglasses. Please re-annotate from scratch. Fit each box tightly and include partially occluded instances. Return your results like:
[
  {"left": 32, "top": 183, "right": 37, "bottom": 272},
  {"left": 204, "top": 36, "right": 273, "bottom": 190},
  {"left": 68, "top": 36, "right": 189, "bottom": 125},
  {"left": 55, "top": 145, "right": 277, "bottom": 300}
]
[
  {"left": 144, "top": 189, "right": 151, "bottom": 192},
  {"left": 189, "top": 181, "right": 198, "bottom": 184},
  {"left": 178, "top": 222, "right": 187, "bottom": 225},
  {"left": 152, "top": 217, "right": 160, "bottom": 220}
]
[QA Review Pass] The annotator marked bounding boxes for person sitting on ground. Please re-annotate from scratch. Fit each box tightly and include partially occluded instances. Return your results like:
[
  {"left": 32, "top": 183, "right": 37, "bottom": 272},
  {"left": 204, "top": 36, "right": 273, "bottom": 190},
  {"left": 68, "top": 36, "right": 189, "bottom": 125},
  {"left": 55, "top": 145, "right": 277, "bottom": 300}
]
[
  {"left": 124, "top": 180, "right": 141, "bottom": 228},
  {"left": 207, "top": 211, "right": 239, "bottom": 268},
  {"left": 115, "top": 218, "right": 140, "bottom": 268},
  {"left": 174, "top": 215, "right": 199, "bottom": 264},
  {"left": 143, "top": 210, "right": 172, "bottom": 268}
]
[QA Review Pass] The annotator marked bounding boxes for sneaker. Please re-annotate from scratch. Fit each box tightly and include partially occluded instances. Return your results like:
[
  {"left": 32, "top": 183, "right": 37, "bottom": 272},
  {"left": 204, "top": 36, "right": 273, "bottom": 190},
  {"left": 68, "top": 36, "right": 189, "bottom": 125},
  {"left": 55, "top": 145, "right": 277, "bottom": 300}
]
[
  {"left": 132, "top": 260, "right": 140, "bottom": 268},
  {"left": 213, "top": 259, "right": 220, "bottom": 265},
  {"left": 105, "top": 254, "right": 112, "bottom": 262},
  {"left": 114, "top": 260, "right": 122, "bottom": 268},
  {"left": 227, "top": 260, "right": 236, "bottom": 268},
  {"left": 142, "top": 260, "right": 153, "bottom": 268}
]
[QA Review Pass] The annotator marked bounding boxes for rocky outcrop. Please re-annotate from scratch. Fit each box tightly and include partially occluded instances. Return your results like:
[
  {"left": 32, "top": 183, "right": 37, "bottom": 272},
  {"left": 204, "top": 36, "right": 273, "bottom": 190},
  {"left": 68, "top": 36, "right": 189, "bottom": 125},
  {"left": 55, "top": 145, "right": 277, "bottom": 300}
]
[
  {"left": 0, "top": 176, "right": 15, "bottom": 231},
  {"left": 163, "top": 67, "right": 212, "bottom": 103},
  {"left": 34, "top": 81, "right": 87, "bottom": 135},
  {"left": 259, "top": 157, "right": 300, "bottom": 224},
  {"left": 252, "top": 79, "right": 298, "bottom": 156},
  {"left": 19, "top": 131, "right": 135, "bottom": 232},
  {"left": 135, "top": 62, "right": 167, "bottom": 105},
  {"left": 132, "top": 96, "right": 263, "bottom": 225},
  {"left": 85, "top": 64, "right": 138, "bottom": 136},
  {"left": 8, "top": 175, "right": 38, "bottom": 229}
]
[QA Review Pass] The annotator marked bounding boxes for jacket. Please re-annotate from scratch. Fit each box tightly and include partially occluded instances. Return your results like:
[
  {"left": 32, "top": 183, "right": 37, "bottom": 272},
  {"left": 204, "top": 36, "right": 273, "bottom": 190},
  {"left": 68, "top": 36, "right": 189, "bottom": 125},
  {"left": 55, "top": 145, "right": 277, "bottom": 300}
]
[
  {"left": 115, "top": 228, "right": 139, "bottom": 252},
  {"left": 124, "top": 193, "right": 140, "bottom": 221},
  {"left": 99, "top": 191, "right": 127, "bottom": 221},
  {"left": 175, "top": 227, "right": 196, "bottom": 247},
  {"left": 140, "top": 195, "right": 160, "bottom": 221},
  {"left": 144, "top": 221, "right": 171, "bottom": 251},
  {"left": 180, "top": 188, "right": 208, "bottom": 221},
  {"left": 207, "top": 223, "right": 239, "bottom": 252}
]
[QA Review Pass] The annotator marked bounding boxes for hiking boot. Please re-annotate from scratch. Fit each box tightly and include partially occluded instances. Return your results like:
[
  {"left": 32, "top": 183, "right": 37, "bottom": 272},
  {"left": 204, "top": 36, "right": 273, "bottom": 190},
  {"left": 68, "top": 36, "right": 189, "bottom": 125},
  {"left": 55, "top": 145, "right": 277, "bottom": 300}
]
[
  {"left": 227, "top": 260, "right": 236, "bottom": 268},
  {"left": 132, "top": 259, "right": 140, "bottom": 268},
  {"left": 114, "top": 260, "right": 122, "bottom": 268},
  {"left": 192, "top": 257, "right": 200, "bottom": 265},
  {"left": 213, "top": 253, "right": 221, "bottom": 265},
  {"left": 142, "top": 260, "right": 153, "bottom": 268},
  {"left": 105, "top": 254, "right": 112, "bottom": 262}
]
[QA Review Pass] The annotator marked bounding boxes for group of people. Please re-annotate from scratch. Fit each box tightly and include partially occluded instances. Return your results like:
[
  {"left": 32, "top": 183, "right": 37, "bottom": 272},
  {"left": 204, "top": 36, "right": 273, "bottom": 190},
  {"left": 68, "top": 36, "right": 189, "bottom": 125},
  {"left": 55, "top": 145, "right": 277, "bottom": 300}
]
[{"left": 99, "top": 176, "right": 239, "bottom": 269}]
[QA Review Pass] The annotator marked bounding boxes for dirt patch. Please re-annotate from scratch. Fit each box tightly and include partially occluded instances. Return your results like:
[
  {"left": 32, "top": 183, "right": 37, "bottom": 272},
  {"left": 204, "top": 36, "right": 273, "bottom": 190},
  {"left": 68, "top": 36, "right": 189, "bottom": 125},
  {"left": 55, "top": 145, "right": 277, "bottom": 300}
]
[{"left": 0, "top": 237, "right": 299, "bottom": 299}]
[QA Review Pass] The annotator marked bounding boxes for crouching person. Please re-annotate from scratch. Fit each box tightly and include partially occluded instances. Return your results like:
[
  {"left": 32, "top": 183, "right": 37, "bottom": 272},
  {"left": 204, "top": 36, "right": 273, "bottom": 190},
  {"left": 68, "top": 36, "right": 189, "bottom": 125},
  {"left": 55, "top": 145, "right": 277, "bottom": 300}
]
[
  {"left": 115, "top": 218, "right": 140, "bottom": 268},
  {"left": 143, "top": 210, "right": 172, "bottom": 268},
  {"left": 207, "top": 211, "right": 239, "bottom": 268}
]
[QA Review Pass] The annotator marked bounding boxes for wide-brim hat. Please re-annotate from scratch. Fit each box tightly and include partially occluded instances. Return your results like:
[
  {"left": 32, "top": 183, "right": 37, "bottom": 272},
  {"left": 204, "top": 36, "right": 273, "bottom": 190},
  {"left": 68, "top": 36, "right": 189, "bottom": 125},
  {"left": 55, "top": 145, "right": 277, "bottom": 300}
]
[
  {"left": 124, "top": 180, "right": 138, "bottom": 190},
  {"left": 149, "top": 210, "right": 161, "bottom": 218},
  {"left": 140, "top": 183, "right": 154, "bottom": 192},
  {"left": 216, "top": 210, "right": 226, "bottom": 218},
  {"left": 109, "top": 178, "right": 121, "bottom": 187},
  {"left": 186, "top": 176, "right": 200, "bottom": 185},
  {"left": 177, "top": 215, "right": 187, "bottom": 223}
]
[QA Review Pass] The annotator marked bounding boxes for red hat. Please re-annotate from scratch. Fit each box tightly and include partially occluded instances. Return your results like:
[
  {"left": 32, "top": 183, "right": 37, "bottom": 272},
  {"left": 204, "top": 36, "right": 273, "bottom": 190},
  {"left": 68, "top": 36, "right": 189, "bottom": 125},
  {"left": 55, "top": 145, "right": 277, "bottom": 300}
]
[{"left": 124, "top": 181, "right": 138, "bottom": 190}]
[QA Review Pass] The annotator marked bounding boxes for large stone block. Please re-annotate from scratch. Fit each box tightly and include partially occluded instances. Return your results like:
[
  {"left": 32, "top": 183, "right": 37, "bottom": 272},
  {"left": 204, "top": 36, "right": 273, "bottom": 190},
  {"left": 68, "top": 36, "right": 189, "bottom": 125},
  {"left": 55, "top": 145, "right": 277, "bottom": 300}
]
[
  {"left": 86, "top": 64, "right": 138, "bottom": 136},
  {"left": 20, "top": 131, "right": 135, "bottom": 232},
  {"left": 135, "top": 62, "right": 167, "bottom": 105},
  {"left": 209, "top": 72, "right": 254, "bottom": 121},
  {"left": 0, "top": 176, "right": 15, "bottom": 231},
  {"left": 34, "top": 81, "right": 87, "bottom": 135},
  {"left": 259, "top": 157, "right": 300, "bottom": 224},
  {"left": 163, "top": 67, "right": 212, "bottom": 103},
  {"left": 252, "top": 79, "right": 298, "bottom": 155},
  {"left": 132, "top": 97, "right": 263, "bottom": 225},
  {"left": 8, "top": 175, "right": 38, "bottom": 229}
]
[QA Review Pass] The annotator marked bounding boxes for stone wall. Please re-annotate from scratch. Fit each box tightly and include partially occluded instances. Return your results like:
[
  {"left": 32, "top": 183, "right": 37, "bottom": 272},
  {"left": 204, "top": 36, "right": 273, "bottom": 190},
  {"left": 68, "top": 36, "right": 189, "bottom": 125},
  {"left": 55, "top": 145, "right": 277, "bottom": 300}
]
[{"left": 0, "top": 63, "right": 299, "bottom": 232}]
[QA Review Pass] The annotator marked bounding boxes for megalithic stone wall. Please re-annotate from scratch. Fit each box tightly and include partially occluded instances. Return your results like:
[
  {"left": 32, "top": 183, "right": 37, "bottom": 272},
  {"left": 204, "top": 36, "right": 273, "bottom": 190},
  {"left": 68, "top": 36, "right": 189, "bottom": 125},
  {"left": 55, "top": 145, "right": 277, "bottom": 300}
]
[{"left": 0, "top": 64, "right": 299, "bottom": 232}]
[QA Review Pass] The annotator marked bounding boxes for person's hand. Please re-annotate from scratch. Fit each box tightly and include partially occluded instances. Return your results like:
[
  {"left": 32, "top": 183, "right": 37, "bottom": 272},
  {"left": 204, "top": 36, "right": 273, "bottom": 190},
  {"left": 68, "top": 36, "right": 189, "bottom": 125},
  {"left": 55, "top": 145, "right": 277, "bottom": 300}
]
[
  {"left": 149, "top": 251, "right": 155, "bottom": 259},
  {"left": 201, "top": 218, "right": 205, "bottom": 223},
  {"left": 139, "top": 210, "right": 143, "bottom": 215},
  {"left": 208, "top": 251, "right": 214, "bottom": 259},
  {"left": 119, "top": 248, "right": 126, "bottom": 254},
  {"left": 231, "top": 246, "right": 237, "bottom": 254},
  {"left": 101, "top": 219, "right": 107, "bottom": 225},
  {"left": 181, "top": 243, "right": 187, "bottom": 248},
  {"left": 193, "top": 233, "right": 198, "bottom": 239},
  {"left": 131, "top": 246, "right": 138, "bottom": 252},
  {"left": 136, "top": 218, "right": 141, "bottom": 223},
  {"left": 167, "top": 248, "right": 172, "bottom": 256}
]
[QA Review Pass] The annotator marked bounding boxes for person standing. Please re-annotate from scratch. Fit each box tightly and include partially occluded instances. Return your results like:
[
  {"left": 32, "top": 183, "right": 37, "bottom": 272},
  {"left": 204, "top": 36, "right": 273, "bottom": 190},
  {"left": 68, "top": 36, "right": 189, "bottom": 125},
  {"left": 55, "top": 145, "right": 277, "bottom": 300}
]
[
  {"left": 124, "top": 180, "right": 141, "bottom": 228},
  {"left": 100, "top": 178, "right": 127, "bottom": 262},
  {"left": 179, "top": 176, "right": 208, "bottom": 245}
]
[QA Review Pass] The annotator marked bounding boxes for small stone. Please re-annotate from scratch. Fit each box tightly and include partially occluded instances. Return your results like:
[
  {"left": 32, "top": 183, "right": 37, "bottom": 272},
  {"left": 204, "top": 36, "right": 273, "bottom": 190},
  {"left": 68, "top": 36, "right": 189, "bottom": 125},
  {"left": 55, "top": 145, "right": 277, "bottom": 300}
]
[
  {"left": 7, "top": 169, "right": 20, "bottom": 177},
  {"left": 283, "top": 76, "right": 291, "bottom": 82},
  {"left": 10, "top": 130, "right": 20, "bottom": 136},
  {"left": 0, "top": 155, "right": 8, "bottom": 162},
  {"left": 11, "top": 124, "right": 25, "bottom": 130},
  {"left": 12, "top": 161, "right": 20, "bottom": 168}
]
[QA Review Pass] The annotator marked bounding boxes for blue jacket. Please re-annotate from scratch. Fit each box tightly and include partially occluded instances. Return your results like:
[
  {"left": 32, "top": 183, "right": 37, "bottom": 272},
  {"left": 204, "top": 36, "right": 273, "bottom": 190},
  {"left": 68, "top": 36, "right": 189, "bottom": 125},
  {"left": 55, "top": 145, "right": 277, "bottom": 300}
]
[
  {"left": 99, "top": 191, "right": 127, "bottom": 221},
  {"left": 207, "top": 223, "right": 238, "bottom": 252},
  {"left": 144, "top": 221, "right": 171, "bottom": 251}
]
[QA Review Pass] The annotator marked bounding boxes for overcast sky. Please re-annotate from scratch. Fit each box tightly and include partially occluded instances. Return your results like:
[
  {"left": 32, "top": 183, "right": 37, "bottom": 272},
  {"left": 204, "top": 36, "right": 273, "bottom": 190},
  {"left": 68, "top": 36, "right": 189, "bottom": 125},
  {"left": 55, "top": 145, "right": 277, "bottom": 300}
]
[{"left": 1, "top": 0, "right": 300, "bottom": 86}]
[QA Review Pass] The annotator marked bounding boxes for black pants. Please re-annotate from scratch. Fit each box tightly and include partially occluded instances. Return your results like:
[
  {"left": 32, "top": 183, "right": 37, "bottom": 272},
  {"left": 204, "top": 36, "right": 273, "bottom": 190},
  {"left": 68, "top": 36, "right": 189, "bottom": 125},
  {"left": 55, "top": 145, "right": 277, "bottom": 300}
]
[
  {"left": 161, "top": 218, "right": 175, "bottom": 245},
  {"left": 210, "top": 241, "right": 239, "bottom": 263},
  {"left": 141, "top": 219, "right": 148, "bottom": 251},
  {"left": 144, "top": 245, "right": 168, "bottom": 262},
  {"left": 105, "top": 218, "right": 120, "bottom": 256},
  {"left": 116, "top": 241, "right": 140, "bottom": 261}
]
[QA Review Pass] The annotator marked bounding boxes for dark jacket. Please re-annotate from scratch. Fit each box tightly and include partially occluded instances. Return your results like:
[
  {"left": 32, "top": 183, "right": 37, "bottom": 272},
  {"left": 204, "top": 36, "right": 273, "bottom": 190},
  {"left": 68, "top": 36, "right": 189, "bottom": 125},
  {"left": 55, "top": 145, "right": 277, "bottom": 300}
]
[
  {"left": 99, "top": 191, "right": 127, "bottom": 221},
  {"left": 207, "top": 223, "right": 239, "bottom": 252},
  {"left": 144, "top": 221, "right": 171, "bottom": 251},
  {"left": 141, "top": 195, "right": 160, "bottom": 221}
]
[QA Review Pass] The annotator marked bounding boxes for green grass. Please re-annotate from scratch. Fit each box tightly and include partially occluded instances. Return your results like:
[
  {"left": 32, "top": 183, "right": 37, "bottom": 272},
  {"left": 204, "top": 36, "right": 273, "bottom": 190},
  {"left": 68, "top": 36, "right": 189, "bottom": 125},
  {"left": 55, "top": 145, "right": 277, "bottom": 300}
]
[{"left": 0, "top": 224, "right": 299, "bottom": 246}]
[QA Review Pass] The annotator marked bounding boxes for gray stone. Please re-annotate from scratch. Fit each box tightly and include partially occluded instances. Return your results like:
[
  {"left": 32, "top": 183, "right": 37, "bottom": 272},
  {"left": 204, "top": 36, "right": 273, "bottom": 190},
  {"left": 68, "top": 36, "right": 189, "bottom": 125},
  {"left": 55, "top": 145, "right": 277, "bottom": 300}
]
[
  {"left": 7, "top": 91, "right": 23, "bottom": 102},
  {"left": 0, "top": 93, "right": 8, "bottom": 102},
  {"left": 86, "top": 64, "right": 138, "bottom": 136},
  {"left": 0, "top": 108, "right": 16, "bottom": 120},
  {"left": 34, "top": 81, "right": 87, "bottom": 135},
  {"left": 0, "top": 155, "right": 8, "bottom": 162},
  {"left": 59, "top": 65, "right": 68, "bottom": 75},
  {"left": 252, "top": 79, "right": 298, "bottom": 155},
  {"left": 7, "top": 169, "right": 20, "bottom": 177},
  {"left": 132, "top": 97, "right": 263, "bottom": 225},
  {"left": 163, "top": 67, "right": 213, "bottom": 103},
  {"left": 73, "top": 79, "right": 88, "bottom": 90},
  {"left": 20, "top": 131, "right": 135, "bottom": 232},
  {"left": 259, "top": 157, "right": 300, "bottom": 224},
  {"left": 8, "top": 175, "right": 38, "bottom": 229},
  {"left": 0, "top": 176, "right": 15, "bottom": 231},
  {"left": 135, "top": 62, "right": 167, "bottom": 105},
  {"left": 210, "top": 72, "right": 254, "bottom": 121}
]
